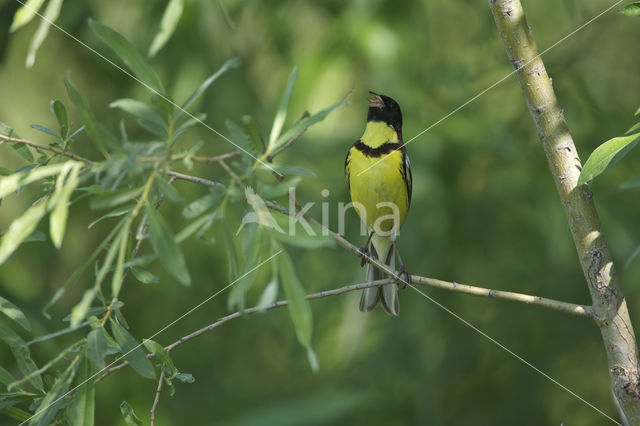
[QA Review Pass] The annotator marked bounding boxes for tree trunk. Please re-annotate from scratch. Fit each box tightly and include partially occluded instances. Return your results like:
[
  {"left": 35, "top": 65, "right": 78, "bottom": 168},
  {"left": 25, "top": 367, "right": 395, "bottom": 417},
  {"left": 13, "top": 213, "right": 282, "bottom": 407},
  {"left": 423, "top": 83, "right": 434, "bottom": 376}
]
[{"left": 488, "top": 0, "right": 640, "bottom": 423}]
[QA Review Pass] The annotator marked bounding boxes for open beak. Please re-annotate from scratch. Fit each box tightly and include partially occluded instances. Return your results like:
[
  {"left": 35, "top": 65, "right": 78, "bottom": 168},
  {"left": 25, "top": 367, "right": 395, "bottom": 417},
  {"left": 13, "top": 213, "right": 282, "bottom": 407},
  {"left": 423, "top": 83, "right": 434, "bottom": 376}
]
[{"left": 368, "top": 91, "right": 384, "bottom": 108}]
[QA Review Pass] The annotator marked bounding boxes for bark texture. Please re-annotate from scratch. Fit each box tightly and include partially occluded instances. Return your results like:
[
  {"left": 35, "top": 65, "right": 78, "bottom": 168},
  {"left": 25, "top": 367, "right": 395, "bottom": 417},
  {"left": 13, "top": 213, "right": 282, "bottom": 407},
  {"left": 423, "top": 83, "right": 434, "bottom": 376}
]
[{"left": 488, "top": 1, "right": 640, "bottom": 423}]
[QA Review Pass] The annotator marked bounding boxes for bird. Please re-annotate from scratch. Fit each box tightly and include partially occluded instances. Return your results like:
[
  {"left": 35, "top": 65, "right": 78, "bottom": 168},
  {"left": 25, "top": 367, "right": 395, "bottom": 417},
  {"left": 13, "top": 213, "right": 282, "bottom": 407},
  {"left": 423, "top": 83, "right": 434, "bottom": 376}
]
[{"left": 344, "top": 91, "right": 412, "bottom": 316}]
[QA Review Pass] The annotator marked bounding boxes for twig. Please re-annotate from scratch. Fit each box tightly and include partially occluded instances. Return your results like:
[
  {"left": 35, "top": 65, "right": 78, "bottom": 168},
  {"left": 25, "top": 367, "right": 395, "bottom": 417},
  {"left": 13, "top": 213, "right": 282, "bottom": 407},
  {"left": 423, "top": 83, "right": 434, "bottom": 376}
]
[
  {"left": 266, "top": 128, "right": 306, "bottom": 162},
  {"left": 137, "top": 151, "right": 240, "bottom": 163},
  {"left": 0, "top": 134, "right": 94, "bottom": 163},
  {"left": 217, "top": 159, "right": 244, "bottom": 186},
  {"left": 150, "top": 369, "right": 166, "bottom": 426},
  {"left": 165, "top": 170, "right": 223, "bottom": 187}
]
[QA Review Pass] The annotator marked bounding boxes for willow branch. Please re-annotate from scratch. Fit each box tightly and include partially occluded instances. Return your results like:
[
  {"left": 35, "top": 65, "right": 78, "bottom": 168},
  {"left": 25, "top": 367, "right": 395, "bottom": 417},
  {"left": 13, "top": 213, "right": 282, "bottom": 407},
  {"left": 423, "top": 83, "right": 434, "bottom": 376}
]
[
  {"left": 149, "top": 369, "right": 165, "bottom": 426},
  {"left": 489, "top": 0, "right": 640, "bottom": 423},
  {"left": 0, "top": 134, "right": 94, "bottom": 163},
  {"left": 165, "top": 170, "right": 222, "bottom": 187}
]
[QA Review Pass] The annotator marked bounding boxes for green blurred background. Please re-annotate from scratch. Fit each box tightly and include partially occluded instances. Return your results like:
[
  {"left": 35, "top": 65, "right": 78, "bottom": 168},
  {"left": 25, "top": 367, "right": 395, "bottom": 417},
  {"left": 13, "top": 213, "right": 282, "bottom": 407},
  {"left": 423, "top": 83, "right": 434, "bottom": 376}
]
[{"left": 1, "top": 0, "right": 640, "bottom": 424}]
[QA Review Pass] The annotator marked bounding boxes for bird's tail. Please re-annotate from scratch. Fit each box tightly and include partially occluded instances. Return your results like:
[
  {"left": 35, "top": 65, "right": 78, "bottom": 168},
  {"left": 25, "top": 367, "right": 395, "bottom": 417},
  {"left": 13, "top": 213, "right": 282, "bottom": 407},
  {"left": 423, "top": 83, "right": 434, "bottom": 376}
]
[{"left": 359, "top": 234, "right": 399, "bottom": 316}]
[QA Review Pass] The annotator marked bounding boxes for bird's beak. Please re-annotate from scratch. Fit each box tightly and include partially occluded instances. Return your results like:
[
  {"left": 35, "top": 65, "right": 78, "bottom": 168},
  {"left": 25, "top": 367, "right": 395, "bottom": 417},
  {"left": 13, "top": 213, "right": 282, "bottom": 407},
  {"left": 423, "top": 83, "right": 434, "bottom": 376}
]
[{"left": 368, "top": 91, "right": 384, "bottom": 109}]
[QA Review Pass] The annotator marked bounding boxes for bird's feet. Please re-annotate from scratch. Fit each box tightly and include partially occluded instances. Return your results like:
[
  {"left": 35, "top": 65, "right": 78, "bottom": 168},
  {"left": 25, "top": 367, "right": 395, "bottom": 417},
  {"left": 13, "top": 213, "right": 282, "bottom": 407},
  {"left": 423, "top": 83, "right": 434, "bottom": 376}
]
[
  {"left": 396, "top": 266, "right": 411, "bottom": 289},
  {"left": 359, "top": 245, "right": 370, "bottom": 267}
]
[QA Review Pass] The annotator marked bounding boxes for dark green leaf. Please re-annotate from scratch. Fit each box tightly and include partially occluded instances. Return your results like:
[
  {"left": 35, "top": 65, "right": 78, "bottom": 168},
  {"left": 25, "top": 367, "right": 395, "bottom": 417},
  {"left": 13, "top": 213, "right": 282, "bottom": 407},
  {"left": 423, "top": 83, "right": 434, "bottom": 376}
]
[
  {"left": 625, "top": 245, "right": 640, "bottom": 269},
  {"left": 88, "top": 205, "right": 134, "bottom": 229},
  {"left": 273, "top": 92, "right": 349, "bottom": 150},
  {"left": 175, "top": 372, "right": 194, "bottom": 383},
  {"left": 260, "top": 163, "right": 316, "bottom": 177},
  {"left": 69, "top": 356, "right": 95, "bottom": 426},
  {"left": 0, "top": 364, "right": 16, "bottom": 386},
  {"left": 260, "top": 176, "right": 301, "bottom": 199},
  {"left": 25, "top": 0, "right": 63, "bottom": 68},
  {"left": 268, "top": 67, "right": 297, "bottom": 150},
  {"left": 178, "top": 58, "right": 240, "bottom": 113},
  {"left": 87, "top": 327, "right": 109, "bottom": 370},
  {"left": 143, "top": 339, "right": 175, "bottom": 373},
  {"left": 30, "top": 124, "right": 60, "bottom": 138},
  {"left": 0, "top": 121, "right": 33, "bottom": 162},
  {"left": 228, "top": 228, "right": 263, "bottom": 310},
  {"left": 65, "top": 72, "right": 109, "bottom": 156},
  {"left": 51, "top": 100, "right": 69, "bottom": 139},
  {"left": 148, "top": 0, "right": 185, "bottom": 57},
  {"left": 621, "top": 176, "right": 640, "bottom": 191},
  {"left": 226, "top": 120, "right": 255, "bottom": 155},
  {"left": 0, "top": 166, "right": 12, "bottom": 176},
  {"left": 130, "top": 267, "right": 159, "bottom": 284},
  {"left": 89, "top": 187, "right": 143, "bottom": 210},
  {"left": 111, "top": 218, "right": 132, "bottom": 297},
  {"left": 155, "top": 175, "right": 184, "bottom": 203},
  {"left": 182, "top": 187, "right": 225, "bottom": 218},
  {"left": 12, "top": 345, "right": 43, "bottom": 391},
  {"left": 0, "top": 296, "right": 31, "bottom": 331},
  {"left": 175, "top": 212, "right": 216, "bottom": 243},
  {"left": 29, "top": 354, "right": 82, "bottom": 426},
  {"left": 242, "top": 115, "right": 266, "bottom": 153},
  {"left": 110, "top": 319, "right": 156, "bottom": 379},
  {"left": 277, "top": 248, "right": 313, "bottom": 348},
  {"left": 0, "top": 318, "right": 24, "bottom": 348},
  {"left": 89, "top": 19, "right": 166, "bottom": 95},
  {"left": 120, "top": 401, "right": 142, "bottom": 426},
  {"left": 146, "top": 203, "right": 191, "bottom": 286},
  {"left": 49, "top": 162, "right": 82, "bottom": 248},
  {"left": 619, "top": 2, "right": 640, "bottom": 16},
  {"left": 109, "top": 99, "right": 167, "bottom": 129},
  {"left": 578, "top": 132, "right": 640, "bottom": 185}
]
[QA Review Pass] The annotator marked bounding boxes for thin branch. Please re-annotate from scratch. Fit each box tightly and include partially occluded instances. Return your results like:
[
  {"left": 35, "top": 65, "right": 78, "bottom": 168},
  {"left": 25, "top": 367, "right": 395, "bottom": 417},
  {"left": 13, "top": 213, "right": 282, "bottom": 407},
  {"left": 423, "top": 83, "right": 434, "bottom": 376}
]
[
  {"left": 165, "top": 170, "right": 223, "bottom": 187},
  {"left": 137, "top": 151, "right": 240, "bottom": 163},
  {"left": 150, "top": 369, "right": 165, "bottom": 426},
  {"left": 266, "top": 128, "right": 306, "bottom": 162},
  {"left": 217, "top": 159, "right": 244, "bottom": 186},
  {"left": 0, "top": 134, "right": 94, "bottom": 163}
]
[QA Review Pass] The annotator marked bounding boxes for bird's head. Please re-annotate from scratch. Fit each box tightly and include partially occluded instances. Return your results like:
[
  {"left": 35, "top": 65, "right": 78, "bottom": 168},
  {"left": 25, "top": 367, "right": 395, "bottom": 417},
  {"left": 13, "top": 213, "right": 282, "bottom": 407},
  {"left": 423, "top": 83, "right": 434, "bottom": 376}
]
[{"left": 367, "top": 91, "right": 402, "bottom": 134}]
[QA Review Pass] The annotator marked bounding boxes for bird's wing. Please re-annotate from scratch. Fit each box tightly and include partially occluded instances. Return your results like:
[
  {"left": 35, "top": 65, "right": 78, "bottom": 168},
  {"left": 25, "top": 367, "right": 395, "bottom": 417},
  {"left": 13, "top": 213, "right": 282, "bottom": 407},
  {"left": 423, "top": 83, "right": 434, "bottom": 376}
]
[
  {"left": 402, "top": 150, "right": 412, "bottom": 206},
  {"left": 344, "top": 142, "right": 355, "bottom": 193}
]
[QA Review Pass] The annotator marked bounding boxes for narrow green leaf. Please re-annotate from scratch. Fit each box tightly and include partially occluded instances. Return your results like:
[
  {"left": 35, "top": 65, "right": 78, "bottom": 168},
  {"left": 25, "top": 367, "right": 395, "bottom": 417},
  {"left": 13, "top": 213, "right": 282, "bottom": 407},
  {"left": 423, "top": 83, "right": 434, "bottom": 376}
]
[
  {"left": 25, "top": 0, "right": 63, "bottom": 68},
  {"left": 154, "top": 175, "right": 184, "bottom": 203},
  {"left": 70, "top": 289, "right": 97, "bottom": 329},
  {"left": 0, "top": 365, "right": 17, "bottom": 386},
  {"left": 12, "top": 345, "right": 43, "bottom": 391},
  {"left": 9, "top": 0, "right": 46, "bottom": 32},
  {"left": 178, "top": 58, "right": 240, "bottom": 113},
  {"left": 65, "top": 72, "right": 109, "bottom": 156},
  {"left": 51, "top": 100, "right": 69, "bottom": 140},
  {"left": 110, "top": 319, "right": 156, "bottom": 379},
  {"left": 89, "top": 187, "right": 143, "bottom": 210},
  {"left": 88, "top": 205, "right": 134, "bottom": 229},
  {"left": 50, "top": 162, "right": 81, "bottom": 248},
  {"left": 87, "top": 327, "right": 109, "bottom": 370},
  {"left": 268, "top": 67, "right": 297, "bottom": 150},
  {"left": 176, "top": 212, "right": 216, "bottom": 243},
  {"left": 621, "top": 176, "right": 640, "bottom": 191},
  {"left": 306, "top": 347, "right": 319, "bottom": 372},
  {"left": 259, "top": 163, "right": 316, "bottom": 177},
  {"left": 222, "top": 222, "right": 239, "bottom": 282},
  {"left": 0, "top": 202, "right": 47, "bottom": 265},
  {"left": 120, "top": 401, "right": 143, "bottom": 426},
  {"left": 226, "top": 120, "right": 254, "bottom": 154},
  {"left": 30, "top": 124, "right": 60, "bottom": 138},
  {"left": 0, "top": 162, "right": 69, "bottom": 199},
  {"left": 0, "top": 166, "right": 12, "bottom": 176},
  {"left": 130, "top": 267, "right": 159, "bottom": 284},
  {"left": 635, "top": 106, "right": 640, "bottom": 116},
  {"left": 277, "top": 248, "right": 313, "bottom": 348},
  {"left": 111, "top": 218, "right": 132, "bottom": 298},
  {"left": 0, "top": 121, "right": 33, "bottom": 162},
  {"left": 146, "top": 203, "right": 191, "bottom": 285},
  {"left": 625, "top": 245, "right": 640, "bottom": 269},
  {"left": 241, "top": 115, "right": 266, "bottom": 153},
  {"left": 29, "top": 355, "right": 82, "bottom": 426},
  {"left": 260, "top": 176, "right": 301, "bottom": 199},
  {"left": 228, "top": 229, "right": 262, "bottom": 310},
  {"left": 619, "top": 2, "right": 640, "bottom": 16},
  {"left": 109, "top": 99, "right": 167, "bottom": 129},
  {"left": 0, "top": 296, "right": 31, "bottom": 331},
  {"left": 0, "top": 317, "right": 25, "bottom": 348},
  {"left": 256, "top": 278, "right": 278, "bottom": 311},
  {"left": 143, "top": 339, "right": 175, "bottom": 373},
  {"left": 273, "top": 92, "right": 349, "bottom": 150},
  {"left": 625, "top": 121, "right": 640, "bottom": 136},
  {"left": 175, "top": 372, "right": 194, "bottom": 383},
  {"left": 70, "top": 356, "right": 95, "bottom": 426},
  {"left": 578, "top": 133, "right": 640, "bottom": 185},
  {"left": 269, "top": 211, "right": 334, "bottom": 249},
  {"left": 89, "top": 19, "right": 166, "bottom": 95},
  {"left": 148, "top": 0, "right": 184, "bottom": 57},
  {"left": 182, "top": 187, "right": 224, "bottom": 219}
]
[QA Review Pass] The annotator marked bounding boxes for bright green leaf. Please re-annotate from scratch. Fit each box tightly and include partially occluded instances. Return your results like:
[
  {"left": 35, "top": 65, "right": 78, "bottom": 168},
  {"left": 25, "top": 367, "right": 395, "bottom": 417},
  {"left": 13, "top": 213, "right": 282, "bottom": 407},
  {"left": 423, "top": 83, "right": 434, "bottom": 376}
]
[
  {"left": 0, "top": 161, "right": 69, "bottom": 199},
  {"left": 87, "top": 205, "right": 134, "bottom": 229},
  {"left": 0, "top": 296, "right": 31, "bottom": 331},
  {"left": 256, "top": 278, "right": 278, "bottom": 311},
  {"left": 25, "top": 0, "right": 63, "bottom": 68},
  {"left": 619, "top": 2, "right": 640, "bottom": 16},
  {"left": 175, "top": 212, "right": 216, "bottom": 243},
  {"left": 143, "top": 339, "right": 175, "bottom": 373},
  {"left": 182, "top": 187, "right": 225, "bottom": 219},
  {"left": 268, "top": 67, "right": 297, "bottom": 150},
  {"left": 130, "top": 267, "right": 159, "bottom": 284},
  {"left": 9, "top": 0, "right": 46, "bottom": 32},
  {"left": 89, "top": 19, "right": 166, "bottom": 95},
  {"left": 110, "top": 319, "right": 156, "bottom": 379},
  {"left": 70, "top": 356, "right": 95, "bottom": 426},
  {"left": 109, "top": 99, "right": 167, "bottom": 130},
  {"left": 148, "top": 0, "right": 185, "bottom": 57},
  {"left": 111, "top": 218, "right": 132, "bottom": 298},
  {"left": 578, "top": 132, "right": 640, "bottom": 185},
  {"left": 49, "top": 162, "right": 81, "bottom": 248},
  {"left": 146, "top": 203, "right": 191, "bottom": 286},
  {"left": 178, "top": 58, "right": 240, "bottom": 113},
  {"left": 0, "top": 202, "right": 47, "bottom": 265},
  {"left": 120, "top": 401, "right": 142, "bottom": 426}
]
